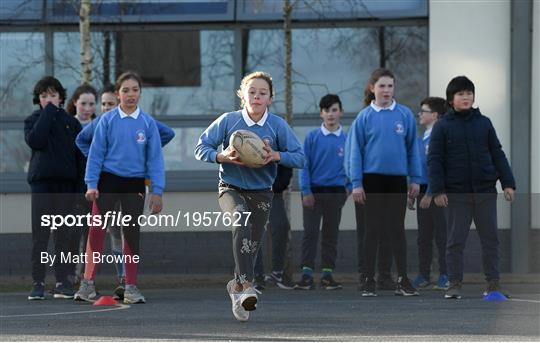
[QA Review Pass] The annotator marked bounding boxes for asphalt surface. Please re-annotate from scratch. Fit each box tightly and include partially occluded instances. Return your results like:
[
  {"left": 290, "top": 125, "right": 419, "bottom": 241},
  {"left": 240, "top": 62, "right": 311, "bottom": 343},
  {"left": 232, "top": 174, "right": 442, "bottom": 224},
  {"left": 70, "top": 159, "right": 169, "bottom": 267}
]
[{"left": 1, "top": 283, "right": 539, "bottom": 341}]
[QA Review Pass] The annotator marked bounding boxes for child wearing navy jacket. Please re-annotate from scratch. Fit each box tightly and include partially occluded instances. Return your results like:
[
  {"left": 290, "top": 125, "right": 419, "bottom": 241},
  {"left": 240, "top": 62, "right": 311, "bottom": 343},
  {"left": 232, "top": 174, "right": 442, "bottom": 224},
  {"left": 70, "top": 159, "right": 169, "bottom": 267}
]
[
  {"left": 295, "top": 94, "right": 349, "bottom": 290},
  {"left": 347, "top": 68, "right": 422, "bottom": 297},
  {"left": 409, "top": 97, "right": 449, "bottom": 291},
  {"left": 75, "top": 71, "right": 165, "bottom": 304},
  {"left": 195, "top": 71, "right": 304, "bottom": 322},
  {"left": 25, "top": 76, "right": 85, "bottom": 300},
  {"left": 429, "top": 76, "right": 515, "bottom": 299}
]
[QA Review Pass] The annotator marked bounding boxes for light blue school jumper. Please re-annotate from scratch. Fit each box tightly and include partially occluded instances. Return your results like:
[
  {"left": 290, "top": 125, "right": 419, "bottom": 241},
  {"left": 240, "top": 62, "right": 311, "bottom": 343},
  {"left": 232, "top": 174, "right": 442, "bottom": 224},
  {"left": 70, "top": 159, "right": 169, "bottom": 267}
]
[
  {"left": 76, "top": 108, "right": 175, "bottom": 157},
  {"left": 417, "top": 128, "right": 432, "bottom": 194},
  {"left": 346, "top": 100, "right": 422, "bottom": 189},
  {"left": 194, "top": 108, "right": 304, "bottom": 190},
  {"left": 85, "top": 106, "right": 165, "bottom": 195},
  {"left": 299, "top": 124, "right": 350, "bottom": 195}
]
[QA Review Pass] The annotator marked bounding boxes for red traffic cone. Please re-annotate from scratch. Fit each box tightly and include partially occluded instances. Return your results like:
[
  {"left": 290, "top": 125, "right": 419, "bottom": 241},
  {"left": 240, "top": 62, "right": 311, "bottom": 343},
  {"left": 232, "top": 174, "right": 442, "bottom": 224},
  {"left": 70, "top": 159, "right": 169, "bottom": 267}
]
[{"left": 93, "top": 295, "right": 118, "bottom": 306}]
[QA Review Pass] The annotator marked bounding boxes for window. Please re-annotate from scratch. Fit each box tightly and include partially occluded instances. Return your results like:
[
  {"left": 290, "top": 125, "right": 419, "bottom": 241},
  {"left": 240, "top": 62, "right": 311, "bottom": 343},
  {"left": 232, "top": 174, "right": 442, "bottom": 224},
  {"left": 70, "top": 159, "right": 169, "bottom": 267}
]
[
  {"left": 247, "top": 26, "right": 428, "bottom": 116},
  {"left": 137, "top": 30, "right": 235, "bottom": 116},
  {"left": 0, "top": 130, "right": 30, "bottom": 173},
  {"left": 0, "top": 33, "right": 45, "bottom": 118}
]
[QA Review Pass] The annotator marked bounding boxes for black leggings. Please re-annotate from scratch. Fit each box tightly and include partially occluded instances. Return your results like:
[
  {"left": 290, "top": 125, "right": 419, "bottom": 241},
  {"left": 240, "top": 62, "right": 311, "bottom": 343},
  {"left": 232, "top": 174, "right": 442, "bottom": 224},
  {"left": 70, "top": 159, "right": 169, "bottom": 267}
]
[
  {"left": 361, "top": 174, "right": 408, "bottom": 278},
  {"left": 86, "top": 172, "right": 145, "bottom": 285}
]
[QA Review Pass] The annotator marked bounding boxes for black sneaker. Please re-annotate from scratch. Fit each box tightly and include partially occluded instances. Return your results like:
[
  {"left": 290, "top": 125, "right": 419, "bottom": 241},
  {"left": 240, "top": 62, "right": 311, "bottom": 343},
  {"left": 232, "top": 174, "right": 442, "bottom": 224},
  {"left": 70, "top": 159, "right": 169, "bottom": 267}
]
[
  {"left": 268, "top": 271, "right": 295, "bottom": 290},
  {"left": 483, "top": 279, "right": 510, "bottom": 298},
  {"left": 377, "top": 274, "right": 396, "bottom": 290},
  {"left": 113, "top": 278, "right": 125, "bottom": 300},
  {"left": 395, "top": 276, "right": 419, "bottom": 296},
  {"left": 253, "top": 275, "right": 266, "bottom": 293},
  {"left": 294, "top": 274, "right": 314, "bottom": 290},
  {"left": 52, "top": 281, "right": 75, "bottom": 299},
  {"left": 444, "top": 281, "right": 462, "bottom": 299},
  {"left": 359, "top": 277, "right": 377, "bottom": 297},
  {"left": 320, "top": 274, "right": 343, "bottom": 290},
  {"left": 28, "top": 281, "right": 45, "bottom": 300}
]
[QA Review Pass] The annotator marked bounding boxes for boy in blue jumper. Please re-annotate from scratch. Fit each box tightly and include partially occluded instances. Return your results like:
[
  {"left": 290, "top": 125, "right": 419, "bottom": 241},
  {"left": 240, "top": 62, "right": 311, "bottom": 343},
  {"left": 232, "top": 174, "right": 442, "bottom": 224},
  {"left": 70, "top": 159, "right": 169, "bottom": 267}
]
[
  {"left": 429, "top": 76, "right": 515, "bottom": 299},
  {"left": 409, "top": 97, "right": 449, "bottom": 290},
  {"left": 295, "top": 94, "right": 349, "bottom": 290},
  {"left": 195, "top": 71, "right": 304, "bottom": 321}
]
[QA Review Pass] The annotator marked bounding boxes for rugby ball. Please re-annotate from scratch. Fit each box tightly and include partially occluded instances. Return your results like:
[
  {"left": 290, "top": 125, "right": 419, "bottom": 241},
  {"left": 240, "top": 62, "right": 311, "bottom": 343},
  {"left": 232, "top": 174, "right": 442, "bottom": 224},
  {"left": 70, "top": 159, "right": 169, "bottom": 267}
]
[{"left": 229, "top": 130, "right": 267, "bottom": 168}]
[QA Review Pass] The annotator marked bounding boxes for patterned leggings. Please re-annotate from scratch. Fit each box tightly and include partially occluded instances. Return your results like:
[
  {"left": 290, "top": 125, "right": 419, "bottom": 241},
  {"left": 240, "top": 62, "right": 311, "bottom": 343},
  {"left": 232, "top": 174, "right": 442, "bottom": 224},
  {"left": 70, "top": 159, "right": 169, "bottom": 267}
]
[{"left": 218, "top": 182, "right": 273, "bottom": 284}]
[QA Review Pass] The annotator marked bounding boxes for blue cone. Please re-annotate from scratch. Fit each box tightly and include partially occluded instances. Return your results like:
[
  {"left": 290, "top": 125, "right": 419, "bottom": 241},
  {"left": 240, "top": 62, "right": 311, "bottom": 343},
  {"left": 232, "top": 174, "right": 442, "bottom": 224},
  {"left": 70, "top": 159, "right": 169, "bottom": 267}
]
[{"left": 483, "top": 291, "right": 508, "bottom": 301}]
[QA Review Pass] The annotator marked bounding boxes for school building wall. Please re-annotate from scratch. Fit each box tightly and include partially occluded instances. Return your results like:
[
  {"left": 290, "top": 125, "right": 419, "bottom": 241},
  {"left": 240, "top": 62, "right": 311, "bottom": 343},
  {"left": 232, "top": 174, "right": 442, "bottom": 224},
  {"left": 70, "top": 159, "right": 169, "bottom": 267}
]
[
  {"left": 1, "top": 1, "right": 538, "bottom": 275},
  {"left": 532, "top": 0, "right": 540, "bottom": 230}
]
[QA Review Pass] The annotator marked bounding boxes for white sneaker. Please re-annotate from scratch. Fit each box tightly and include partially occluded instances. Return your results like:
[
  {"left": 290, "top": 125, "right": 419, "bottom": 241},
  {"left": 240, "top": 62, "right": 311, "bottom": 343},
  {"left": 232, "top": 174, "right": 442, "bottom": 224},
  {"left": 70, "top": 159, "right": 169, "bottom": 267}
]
[
  {"left": 226, "top": 279, "right": 249, "bottom": 322},
  {"left": 124, "top": 285, "right": 146, "bottom": 304},
  {"left": 239, "top": 287, "right": 258, "bottom": 311},
  {"left": 74, "top": 279, "right": 97, "bottom": 302}
]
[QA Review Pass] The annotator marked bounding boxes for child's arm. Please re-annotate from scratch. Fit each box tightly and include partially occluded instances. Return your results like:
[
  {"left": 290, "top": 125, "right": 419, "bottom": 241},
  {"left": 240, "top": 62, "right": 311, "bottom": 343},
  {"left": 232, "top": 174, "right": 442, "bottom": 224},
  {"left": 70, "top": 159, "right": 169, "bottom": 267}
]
[
  {"left": 76, "top": 118, "right": 98, "bottom": 157},
  {"left": 344, "top": 132, "right": 353, "bottom": 188},
  {"left": 146, "top": 120, "right": 165, "bottom": 196},
  {"left": 24, "top": 103, "right": 57, "bottom": 150},
  {"left": 427, "top": 121, "right": 446, "bottom": 195},
  {"left": 275, "top": 122, "right": 304, "bottom": 169},
  {"left": 406, "top": 111, "right": 422, "bottom": 185},
  {"left": 349, "top": 117, "right": 365, "bottom": 189},
  {"left": 155, "top": 120, "right": 175, "bottom": 147},
  {"left": 72, "top": 121, "right": 87, "bottom": 194},
  {"left": 298, "top": 132, "right": 312, "bottom": 196},
  {"left": 85, "top": 116, "right": 108, "bottom": 191},
  {"left": 194, "top": 115, "right": 227, "bottom": 163},
  {"left": 487, "top": 119, "right": 516, "bottom": 190}
]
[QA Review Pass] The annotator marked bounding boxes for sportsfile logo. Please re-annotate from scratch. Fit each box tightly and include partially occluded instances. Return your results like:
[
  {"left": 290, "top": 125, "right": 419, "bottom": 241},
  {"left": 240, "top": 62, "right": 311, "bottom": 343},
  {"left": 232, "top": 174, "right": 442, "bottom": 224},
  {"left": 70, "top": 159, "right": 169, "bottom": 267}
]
[{"left": 40, "top": 211, "right": 252, "bottom": 230}]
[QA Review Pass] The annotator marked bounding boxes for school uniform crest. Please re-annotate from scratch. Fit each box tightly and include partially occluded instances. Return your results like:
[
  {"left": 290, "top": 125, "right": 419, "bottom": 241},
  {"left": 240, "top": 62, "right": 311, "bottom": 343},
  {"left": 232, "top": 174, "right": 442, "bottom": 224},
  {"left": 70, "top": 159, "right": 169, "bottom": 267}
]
[
  {"left": 136, "top": 130, "right": 146, "bottom": 144},
  {"left": 394, "top": 121, "right": 405, "bottom": 135},
  {"left": 261, "top": 135, "right": 274, "bottom": 147},
  {"left": 338, "top": 146, "right": 344, "bottom": 157}
]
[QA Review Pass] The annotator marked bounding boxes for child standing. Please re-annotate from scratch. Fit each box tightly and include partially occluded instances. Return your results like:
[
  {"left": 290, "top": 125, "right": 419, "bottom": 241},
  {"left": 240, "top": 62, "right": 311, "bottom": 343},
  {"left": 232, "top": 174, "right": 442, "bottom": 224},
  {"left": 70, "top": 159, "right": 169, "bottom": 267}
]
[
  {"left": 75, "top": 85, "right": 174, "bottom": 301},
  {"left": 253, "top": 165, "right": 296, "bottom": 291},
  {"left": 25, "top": 76, "right": 85, "bottom": 300},
  {"left": 428, "top": 76, "right": 515, "bottom": 299},
  {"left": 295, "top": 94, "right": 349, "bottom": 290},
  {"left": 65, "top": 84, "right": 98, "bottom": 284},
  {"left": 347, "top": 68, "right": 422, "bottom": 297},
  {"left": 194, "top": 71, "right": 304, "bottom": 321},
  {"left": 410, "top": 97, "right": 449, "bottom": 290},
  {"left": 75, "top": 71, "right": 165, "bottom": 304},
  {"left": 66, "top": 84, "right": 98, "bottom": 127}
]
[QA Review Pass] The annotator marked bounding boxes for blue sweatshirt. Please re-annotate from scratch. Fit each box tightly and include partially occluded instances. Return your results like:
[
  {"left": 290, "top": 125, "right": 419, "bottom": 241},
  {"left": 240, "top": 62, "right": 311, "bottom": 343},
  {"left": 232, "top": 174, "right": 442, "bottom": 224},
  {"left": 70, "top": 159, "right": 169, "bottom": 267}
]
[
  {"left": 76, "top": 111, "right": 175, "bottom": 157},
  {"left": 194, "top": 109, "right": 304, "bottom": 190},
  {"left": 417, "top": 129, "right": 433, "bottom": 194},
  {"left": 85, "top": 107, "right": 165, "bottom": 195},
  {"left": 299, "top": 125, "right": 349, "bottom": 195},
  {"left": 347, "top": 101, "right": 422, "bottom": 188}
]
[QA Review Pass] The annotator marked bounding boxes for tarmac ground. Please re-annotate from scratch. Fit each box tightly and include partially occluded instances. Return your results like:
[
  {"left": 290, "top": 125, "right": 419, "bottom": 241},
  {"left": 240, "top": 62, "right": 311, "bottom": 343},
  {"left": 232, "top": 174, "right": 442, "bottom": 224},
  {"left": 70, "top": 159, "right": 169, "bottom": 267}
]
[{"left": 0, "top": 275, "right": 539, "bottom": 341}]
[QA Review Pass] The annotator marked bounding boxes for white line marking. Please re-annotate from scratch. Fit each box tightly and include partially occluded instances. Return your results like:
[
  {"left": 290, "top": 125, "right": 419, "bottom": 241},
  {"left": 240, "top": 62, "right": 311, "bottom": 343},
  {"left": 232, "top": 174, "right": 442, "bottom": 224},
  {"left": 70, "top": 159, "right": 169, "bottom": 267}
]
[{"left": 0, "top": 304, "right": 130, "bottom": 318}]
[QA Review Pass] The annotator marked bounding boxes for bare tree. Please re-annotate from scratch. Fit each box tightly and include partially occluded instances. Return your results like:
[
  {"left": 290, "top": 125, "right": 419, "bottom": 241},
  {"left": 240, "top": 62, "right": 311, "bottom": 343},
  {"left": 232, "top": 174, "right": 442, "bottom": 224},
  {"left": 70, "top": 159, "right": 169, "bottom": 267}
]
[
  {"left": 79, "top": 0, "right": 92, "bottom": 84},
  {"left": 283, "top": 0, "right": 293, "bottom": 125}
]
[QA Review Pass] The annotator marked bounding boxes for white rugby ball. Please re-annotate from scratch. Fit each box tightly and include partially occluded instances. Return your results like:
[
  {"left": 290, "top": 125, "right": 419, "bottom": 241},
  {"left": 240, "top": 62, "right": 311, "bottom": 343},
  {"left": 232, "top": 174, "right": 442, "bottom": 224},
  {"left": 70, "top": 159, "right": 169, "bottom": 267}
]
[{"left": 229, "top": 130, "right": 267, "bottom": 168}]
